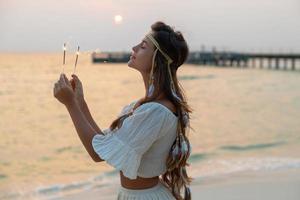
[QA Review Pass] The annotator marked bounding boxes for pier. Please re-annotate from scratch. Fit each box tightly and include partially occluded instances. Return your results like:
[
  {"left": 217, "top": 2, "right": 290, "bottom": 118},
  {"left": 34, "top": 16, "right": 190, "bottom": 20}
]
[
  {"left": 187, "top": 52, "right": 300, "bottom": 70},
  {"left": 92, "top": 51, "right": 300, "bottom": 71}
]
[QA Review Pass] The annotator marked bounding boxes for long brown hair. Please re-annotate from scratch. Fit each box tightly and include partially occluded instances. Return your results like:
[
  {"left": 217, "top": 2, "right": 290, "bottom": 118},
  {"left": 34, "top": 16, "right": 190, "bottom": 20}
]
[{"left": 109, "top": 21, "right": 194, "bottom": 200}]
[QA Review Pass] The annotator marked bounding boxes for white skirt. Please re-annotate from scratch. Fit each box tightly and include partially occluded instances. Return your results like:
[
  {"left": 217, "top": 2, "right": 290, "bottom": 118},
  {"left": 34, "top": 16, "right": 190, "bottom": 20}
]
[{"left": 117, "top": 180, "right": 176, "bottom": 200}]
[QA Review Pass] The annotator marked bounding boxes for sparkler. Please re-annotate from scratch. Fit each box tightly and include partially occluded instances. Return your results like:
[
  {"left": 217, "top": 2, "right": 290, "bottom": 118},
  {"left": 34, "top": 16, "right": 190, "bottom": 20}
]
[
  {"left": 62, "top": 43, "right": 66, "bottom": 73},
  {"left": 73, "top": 46, "right": 80, "bottom": 74}
]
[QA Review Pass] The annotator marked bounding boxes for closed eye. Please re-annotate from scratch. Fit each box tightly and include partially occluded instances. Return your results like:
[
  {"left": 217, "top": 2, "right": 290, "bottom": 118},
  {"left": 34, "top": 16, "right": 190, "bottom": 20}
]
[{"left": 140, "top": 43, "right": 146, "bottom": 49}]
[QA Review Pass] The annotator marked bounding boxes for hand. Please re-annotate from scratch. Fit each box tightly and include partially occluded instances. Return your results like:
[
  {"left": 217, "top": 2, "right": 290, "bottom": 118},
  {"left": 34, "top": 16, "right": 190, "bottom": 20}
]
[
  {"left": 53, "top": 73, "right": 76, "bottom": 106},
  {"left": 70, "top": 74, "right": 85, "bottom": 105}
]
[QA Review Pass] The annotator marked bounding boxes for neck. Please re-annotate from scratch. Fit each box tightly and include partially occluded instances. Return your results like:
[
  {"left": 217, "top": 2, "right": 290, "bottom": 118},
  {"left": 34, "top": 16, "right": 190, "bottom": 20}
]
[
  {"left": 141, "top": 72, "right": 166, "bottom": 100},
  {"left": 141, "top": 72, "right": 149, "bottom": 97}
]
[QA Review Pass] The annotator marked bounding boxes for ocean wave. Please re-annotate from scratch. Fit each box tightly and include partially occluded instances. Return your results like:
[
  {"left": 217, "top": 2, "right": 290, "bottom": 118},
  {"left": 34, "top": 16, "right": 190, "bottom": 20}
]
[
  {"left": 219, "top": 141, "right": 286, "bottom": 152},
  {"left": 3, "top": 156, "right": 299, "bottom": 200}
]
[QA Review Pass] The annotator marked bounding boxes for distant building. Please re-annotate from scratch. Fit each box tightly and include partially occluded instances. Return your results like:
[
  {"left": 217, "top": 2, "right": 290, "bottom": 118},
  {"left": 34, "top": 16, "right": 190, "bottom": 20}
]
[{"left": 92, "top": 52, "right": 131, "bottom": 63}]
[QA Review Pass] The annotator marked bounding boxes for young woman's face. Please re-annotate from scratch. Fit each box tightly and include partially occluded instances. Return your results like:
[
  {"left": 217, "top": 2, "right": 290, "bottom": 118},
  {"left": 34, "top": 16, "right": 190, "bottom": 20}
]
[{"left": 128, "top": 34, "right": 155, "bottom": 74}]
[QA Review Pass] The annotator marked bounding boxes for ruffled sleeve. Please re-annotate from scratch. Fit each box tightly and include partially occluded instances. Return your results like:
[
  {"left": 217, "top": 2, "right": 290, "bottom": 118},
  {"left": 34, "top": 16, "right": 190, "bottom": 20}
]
[{"left": 92, "top": 103, "right": 169, "bottom": 180}]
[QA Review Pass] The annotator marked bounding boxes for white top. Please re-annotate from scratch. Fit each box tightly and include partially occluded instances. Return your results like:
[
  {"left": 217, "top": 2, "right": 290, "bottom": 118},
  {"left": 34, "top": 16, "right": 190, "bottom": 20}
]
[{"left": 92, "top": 100, "right": 178, "bottom": 180}]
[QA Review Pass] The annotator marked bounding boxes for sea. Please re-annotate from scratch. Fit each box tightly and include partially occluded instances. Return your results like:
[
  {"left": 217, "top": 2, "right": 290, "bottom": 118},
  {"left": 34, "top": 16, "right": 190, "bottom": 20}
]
[{"left": 0, "top": 53, "right": 300, "bottom": 199}]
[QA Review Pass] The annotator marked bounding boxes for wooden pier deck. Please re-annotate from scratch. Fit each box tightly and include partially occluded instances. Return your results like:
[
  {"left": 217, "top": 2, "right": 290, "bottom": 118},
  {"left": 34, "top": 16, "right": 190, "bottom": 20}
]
[
  {"left": 92, "top": 51, "right": 300, "bottom": 71},
  {"left": 187, "top": 52, "right": 300, "bottom": 70}
]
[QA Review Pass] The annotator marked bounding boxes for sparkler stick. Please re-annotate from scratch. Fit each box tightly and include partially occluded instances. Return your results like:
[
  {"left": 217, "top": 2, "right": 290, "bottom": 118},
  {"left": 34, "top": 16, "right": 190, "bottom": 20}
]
[
  {"left": 73, "top": 46, "right": 80, "bottom": 74},
  {"left": 62, "top": 43, "right": 66, "bottom": 73}
]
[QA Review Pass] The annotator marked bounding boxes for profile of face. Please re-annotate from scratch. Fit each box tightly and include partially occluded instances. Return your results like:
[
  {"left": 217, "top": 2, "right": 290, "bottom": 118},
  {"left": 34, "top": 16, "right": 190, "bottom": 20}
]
[{"left": 128, "top": 33, "right": 155, "bottom": 74}]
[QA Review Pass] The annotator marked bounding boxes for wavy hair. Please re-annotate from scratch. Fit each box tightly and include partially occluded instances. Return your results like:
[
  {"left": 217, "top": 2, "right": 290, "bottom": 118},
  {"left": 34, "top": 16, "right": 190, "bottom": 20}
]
[{"left": 109, "top": 21, "right": 194, "bottom": 200}]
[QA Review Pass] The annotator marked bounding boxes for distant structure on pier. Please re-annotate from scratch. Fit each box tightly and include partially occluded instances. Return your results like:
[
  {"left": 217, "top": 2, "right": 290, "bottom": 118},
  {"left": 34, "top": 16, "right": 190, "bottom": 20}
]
[
  {"left": 92, "top": 50, "right": 300, "bottom": 71},
  {"left": 188, "top": 51, "right": 300, "bottom": 70},
  {"left": 92, "top": 52, "right": 131, "bottom": 63}
]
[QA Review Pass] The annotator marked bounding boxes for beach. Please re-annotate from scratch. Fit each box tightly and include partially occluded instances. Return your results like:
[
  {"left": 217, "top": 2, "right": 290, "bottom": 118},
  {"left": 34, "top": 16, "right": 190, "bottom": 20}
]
[
  {"left": 0, "top": 53, "right": 300, "bottom": 200},
  {"left": 51, "top": 168, "right": 300, "bottom": 200}
]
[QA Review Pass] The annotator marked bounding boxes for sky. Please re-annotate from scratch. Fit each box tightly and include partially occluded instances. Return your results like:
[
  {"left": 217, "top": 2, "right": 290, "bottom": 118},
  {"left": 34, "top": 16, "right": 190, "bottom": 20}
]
[{"left": 0, "top": 0, "right": 299, "bottom": 53}]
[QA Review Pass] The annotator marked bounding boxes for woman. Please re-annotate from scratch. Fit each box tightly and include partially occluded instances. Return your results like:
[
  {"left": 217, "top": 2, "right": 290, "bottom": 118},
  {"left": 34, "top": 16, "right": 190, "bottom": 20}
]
[{"left": 53, "top": 21, "right": 193, "bottom": 200}]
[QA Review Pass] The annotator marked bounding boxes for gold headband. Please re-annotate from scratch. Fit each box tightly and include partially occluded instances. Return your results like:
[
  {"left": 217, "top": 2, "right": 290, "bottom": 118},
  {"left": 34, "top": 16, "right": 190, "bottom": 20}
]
[
  {"left": 146, "top": 33, "right": 175, "bottom": 89},
  {"left": 146, "top": 33, "right": 173, "bottom": 64}
]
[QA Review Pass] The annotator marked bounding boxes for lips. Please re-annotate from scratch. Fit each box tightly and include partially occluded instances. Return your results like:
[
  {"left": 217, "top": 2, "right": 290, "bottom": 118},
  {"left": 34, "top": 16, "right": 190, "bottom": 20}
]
[{"left": 130, "top": 53, "right": 136, "bottom": 59}]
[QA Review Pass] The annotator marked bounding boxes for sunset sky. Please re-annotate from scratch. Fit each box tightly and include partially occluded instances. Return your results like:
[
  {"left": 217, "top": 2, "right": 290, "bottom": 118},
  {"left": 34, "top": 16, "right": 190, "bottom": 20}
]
[{"left": 0, "top": 0, "right": 299, "bottom": 53}]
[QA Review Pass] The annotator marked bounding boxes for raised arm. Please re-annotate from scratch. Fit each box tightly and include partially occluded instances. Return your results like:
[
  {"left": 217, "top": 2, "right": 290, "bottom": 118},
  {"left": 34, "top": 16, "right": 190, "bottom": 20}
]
[
  {"left": 54, "top": 74, "right": 104, "bottom": 162},
  {"left": 79, "top": 100, "right": 102, "bottom": 134},
  {"left": 66, "top": 100, "right": 104, "bottom": 162},
  {"left": 70, "top": 74, "right": 102, "bottom": 134}
]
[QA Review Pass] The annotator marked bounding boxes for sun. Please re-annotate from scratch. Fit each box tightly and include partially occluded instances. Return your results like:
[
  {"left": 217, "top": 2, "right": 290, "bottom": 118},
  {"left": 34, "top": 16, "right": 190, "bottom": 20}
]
[{"left": 114, "top": 15, "right": 123, "bottom": 24}]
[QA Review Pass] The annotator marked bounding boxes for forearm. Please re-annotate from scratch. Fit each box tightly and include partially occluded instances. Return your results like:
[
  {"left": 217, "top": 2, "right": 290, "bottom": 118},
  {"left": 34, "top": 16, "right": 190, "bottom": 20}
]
[
  {"left": 79, "top": 100, "right": 102, "bottom": 134},
  {"left": 66, "top": 100, "right": 104, "bottom": 162}
]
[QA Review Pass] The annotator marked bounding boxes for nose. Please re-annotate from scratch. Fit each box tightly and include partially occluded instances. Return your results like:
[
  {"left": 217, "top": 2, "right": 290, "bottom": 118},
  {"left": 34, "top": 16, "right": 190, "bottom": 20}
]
[{"left": 132, "top": 45, "right": 138, "bottom": 52}]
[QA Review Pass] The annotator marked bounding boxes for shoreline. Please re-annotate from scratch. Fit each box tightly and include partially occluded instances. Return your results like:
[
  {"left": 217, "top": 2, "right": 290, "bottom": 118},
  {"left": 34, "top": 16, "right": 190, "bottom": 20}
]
[{"left": 47, "top": 168, "right": 300, "bottom": 200}]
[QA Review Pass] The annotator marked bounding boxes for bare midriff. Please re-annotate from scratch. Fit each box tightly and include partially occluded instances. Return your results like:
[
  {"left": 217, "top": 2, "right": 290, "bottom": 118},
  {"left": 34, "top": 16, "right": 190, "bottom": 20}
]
[{"left": 120, "top": 171, "right": 159, "bottom": 189}]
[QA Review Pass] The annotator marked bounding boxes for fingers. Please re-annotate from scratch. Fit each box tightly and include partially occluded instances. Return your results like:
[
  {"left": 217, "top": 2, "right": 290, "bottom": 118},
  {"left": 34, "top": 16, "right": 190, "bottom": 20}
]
[
  {"left": 55, "top": 82, "right": 60, "bottom": 89},
  {"left": 71, "top": 74, "right": 78, "bottom": 79},
  {"left": 54, "top": 74, "right": 67, "bottom": 96},
  {"left": 58, "top": 78, "right": 65, "bottom": 91},
  {"left": 70, "top": 79, "right": 75, "bottom": 90},
  {"left": 54, "top": 74, "right": 77, "bottom": 95},
  {"left": 71, "top": 74, "right": 80, "bottom": 83},
  {"left": 59, "top": 73, "right": 71, "bottom": 88},
  {"left": 54, "top": 73, "right": 68, "bottom": 95},
  {"left": 71, "top": 74, "right": 82, "bottom": 87},
  {"left": 62, "top": 74, "right": 71, "bottom": 87},
  {"left": 53, "top": 82, "right": 60, "bottom": 96},
  {"left": 60, "top": 74, "right": 66, "bottom": 86}
]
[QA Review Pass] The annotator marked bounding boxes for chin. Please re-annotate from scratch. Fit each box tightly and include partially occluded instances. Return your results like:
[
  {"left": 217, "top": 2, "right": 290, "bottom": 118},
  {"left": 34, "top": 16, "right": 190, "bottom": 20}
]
[
  {"left": 127, "top": 60, "right": 135, "bottom": 68},
  {"left": 127, "top": 61, "right": 133, "bottom": 68}
]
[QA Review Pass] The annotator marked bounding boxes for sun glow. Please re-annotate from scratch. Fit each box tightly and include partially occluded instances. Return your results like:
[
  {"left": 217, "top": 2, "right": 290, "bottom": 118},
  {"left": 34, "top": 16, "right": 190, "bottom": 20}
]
[{"left": 114, "top": 15, "right": 123, "bottom": 24}]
